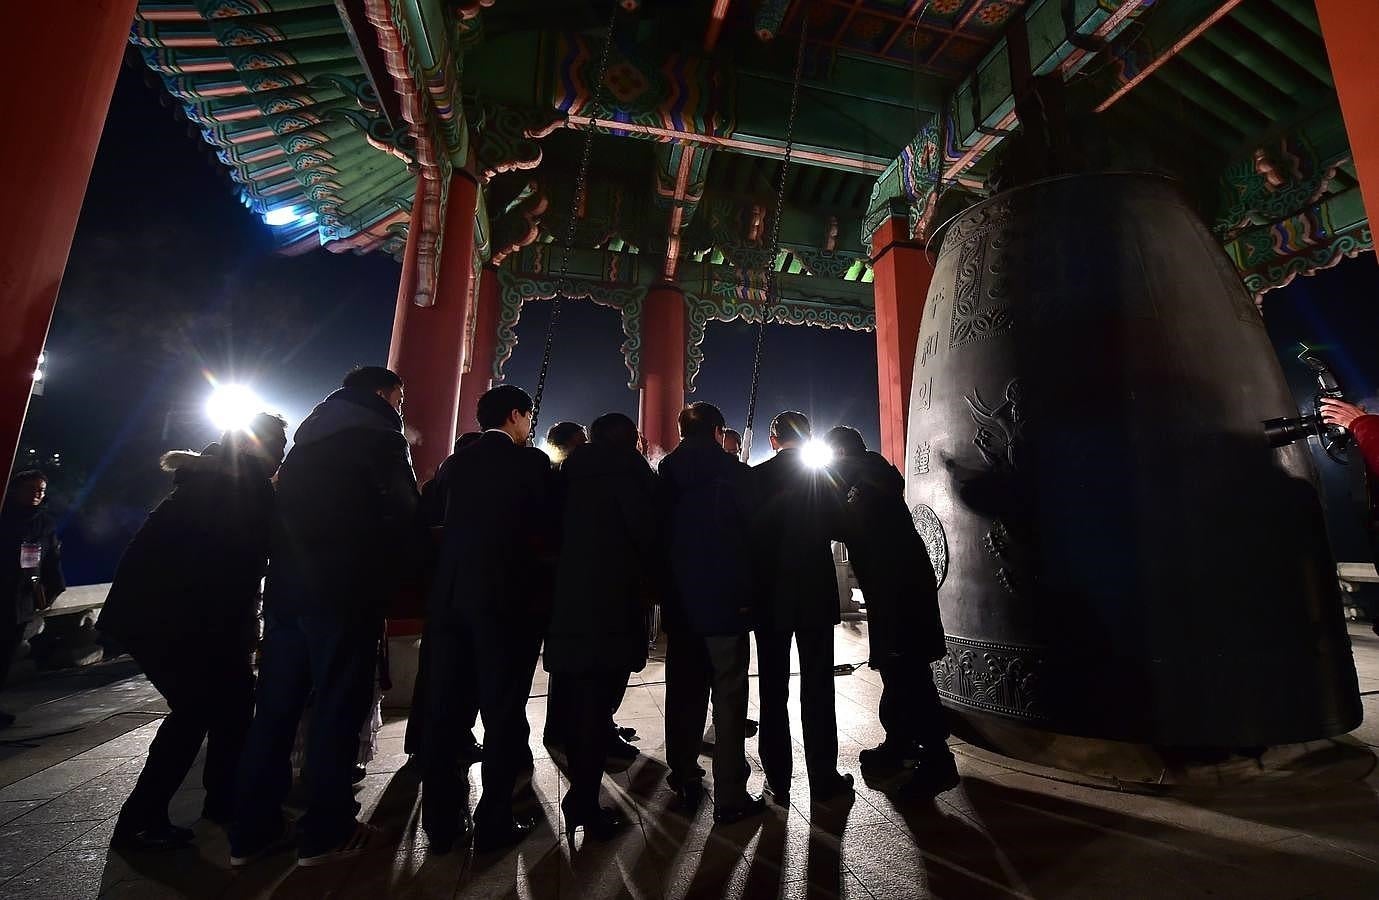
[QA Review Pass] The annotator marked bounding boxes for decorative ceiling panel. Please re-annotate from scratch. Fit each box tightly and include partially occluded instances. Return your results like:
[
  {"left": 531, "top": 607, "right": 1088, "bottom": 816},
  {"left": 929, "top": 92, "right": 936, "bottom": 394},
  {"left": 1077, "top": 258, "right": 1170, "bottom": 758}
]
[{"left": 785, "top": 0, "right": 1031, "bottom": 76}]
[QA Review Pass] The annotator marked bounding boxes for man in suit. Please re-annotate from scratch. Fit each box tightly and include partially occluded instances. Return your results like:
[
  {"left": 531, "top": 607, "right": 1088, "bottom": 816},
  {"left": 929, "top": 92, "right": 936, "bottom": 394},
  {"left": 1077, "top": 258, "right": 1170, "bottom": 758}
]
[
  {"left": 660, "top": 403, "right": 765, "bottom": 823},
  {"left": 421, "top": 385, "right": 552, "bottom": 854},
  {"left": 230, "top": 367, "right": 418, "bottom": 868},
  {"left": 824, "top": 426, "right": 958, "bottom": 798},
  {"left": 752, "top": 411, "right": 852, "bottom": 804}
]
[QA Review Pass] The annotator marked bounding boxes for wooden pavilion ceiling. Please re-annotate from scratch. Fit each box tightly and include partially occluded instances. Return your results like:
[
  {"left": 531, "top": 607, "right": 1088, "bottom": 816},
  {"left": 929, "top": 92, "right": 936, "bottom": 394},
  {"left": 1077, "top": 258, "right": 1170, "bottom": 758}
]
[{"left": 783, "top": 0, "right": 1031, "bottom": 77}]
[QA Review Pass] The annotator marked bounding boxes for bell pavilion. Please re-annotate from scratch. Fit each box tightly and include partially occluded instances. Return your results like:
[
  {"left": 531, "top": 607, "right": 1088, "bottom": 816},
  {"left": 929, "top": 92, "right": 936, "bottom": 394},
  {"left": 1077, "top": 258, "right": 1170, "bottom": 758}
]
[
  {"left": 8, "top": 0, "right": 1374, "bottom": 487},
  {"left": 3, "top": 2, "right": 1379, "bottom": 896}
]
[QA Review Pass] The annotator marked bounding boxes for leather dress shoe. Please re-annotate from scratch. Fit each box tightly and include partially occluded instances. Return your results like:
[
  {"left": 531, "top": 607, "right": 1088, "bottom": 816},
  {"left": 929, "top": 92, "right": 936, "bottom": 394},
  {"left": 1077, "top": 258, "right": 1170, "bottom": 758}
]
[
  {"left": 763, "top": 781, "right": 790, "bottom": 806},
  {"left": 473, "top": 814, "right": 537, "bottom": 853},
  {"left": 563, "top": 805, "right": 628, "bottom": 840},
  {"left": 713, "top": 794, "right": 766, "bottom": 825},
  {"left": 112, "top": 823, "right": 196, "bottom": 852},
  {"left": 810, "top": 772, "right": 855, "bottom": 803}
]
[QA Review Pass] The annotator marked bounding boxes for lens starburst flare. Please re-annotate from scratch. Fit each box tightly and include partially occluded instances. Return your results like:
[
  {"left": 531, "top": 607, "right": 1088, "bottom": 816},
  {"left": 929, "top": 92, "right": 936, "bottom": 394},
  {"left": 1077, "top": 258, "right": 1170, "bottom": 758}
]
[
  {"left": 206, "top": 384, "right": 263, "bottom": 432},
  {"left": 801, "top": 439, "right": 834, "bottom": 469}
]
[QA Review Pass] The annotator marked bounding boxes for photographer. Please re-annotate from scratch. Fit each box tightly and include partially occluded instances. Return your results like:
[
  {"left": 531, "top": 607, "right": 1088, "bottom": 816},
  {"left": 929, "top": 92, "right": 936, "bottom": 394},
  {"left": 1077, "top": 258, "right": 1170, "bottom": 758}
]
[
  {"left": 1320, "top": 399, "right": 1379, "bottom": 474},
  {"left": 1321, "top": 398, "right": 1379, "bottom": 634}
]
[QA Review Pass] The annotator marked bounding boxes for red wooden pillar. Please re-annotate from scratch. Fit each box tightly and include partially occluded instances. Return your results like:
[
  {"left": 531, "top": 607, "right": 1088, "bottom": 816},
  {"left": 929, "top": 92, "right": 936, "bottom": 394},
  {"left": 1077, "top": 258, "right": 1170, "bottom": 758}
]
[
  {"left": 387, "top": 171, "right": 480, "bottom": 484},
  {"left": 1316, "top": 0, "right": 1379, "bottom": 230},
  {"left": 870, "top": 214, "right": 936, "bottom": 467},
  {"left": 456, "top": 265, "right": 501, "bottom": 435},
  {"left": 0, "top": 0, "right": 138, "bottom": 478},
  {"left": 638, "top": 282, "right": 686, "bottom": 457}
]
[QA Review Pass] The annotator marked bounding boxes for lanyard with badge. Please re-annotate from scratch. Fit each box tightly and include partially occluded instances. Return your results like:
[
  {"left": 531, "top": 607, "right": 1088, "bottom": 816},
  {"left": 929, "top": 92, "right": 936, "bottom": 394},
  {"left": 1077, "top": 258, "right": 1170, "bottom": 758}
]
[{"left": 19, "top": 542, "right": 42, "bottom": 570}]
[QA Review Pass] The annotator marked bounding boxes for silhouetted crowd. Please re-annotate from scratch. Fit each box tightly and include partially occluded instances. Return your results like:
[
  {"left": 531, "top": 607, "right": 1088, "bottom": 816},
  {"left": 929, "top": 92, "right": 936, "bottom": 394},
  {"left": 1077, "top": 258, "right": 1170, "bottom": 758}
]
[{"left": 88, "top": 366, "right": 955, "bottom": 866}]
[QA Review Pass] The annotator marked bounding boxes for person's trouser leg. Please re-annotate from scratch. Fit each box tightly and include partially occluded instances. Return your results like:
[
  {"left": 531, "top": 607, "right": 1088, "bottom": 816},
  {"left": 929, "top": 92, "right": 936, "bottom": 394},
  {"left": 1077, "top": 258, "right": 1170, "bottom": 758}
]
[
  {"left": 544, "top": 673, "right": 564, "bottom": 744},
  {"left": 514, "top": 627, "right": 542, "bottom": 771},
  {"left": 607, "top": 675, "right": 628, "bottom": 733},
  {"left": 794, "top": 626, "right": 839, "bottom": 785},
  {"left": 202, "top": 643, "right": 255, "bottom": 821},
  {"left": 704, "top": 633, "right": 751, "bottom": 810},
  {"left": 296, "top": 612, "right": 380, "bottom": 855},
  {"left": 753, "top": 629, "right": 794, "bottom": 791},
  {"left": 908, "top": 658, "right": 951, "bottom": 752},
  {"left": 404, "top": 634, "right": 430, "bottom": 756},
  {"left": 664, "top": 629, "right": 710, "bottom": 783},
  {"left": 561, "top": 671, "right": 619, "bottom": 815},
  {"left": 469, "top": 612, "right": 538, "bottom": 834},
  {"left": 118, "top": 646, "right": 210, "bottom": 832},
  {"left": 230, "top": 613, "right": 312, "bottom": 851},
  {"left": 876, "top": 661, "right": 908, "bottom": 746},
  {"left": 421, "top": 616, "right": 472, "bottom": 840}
]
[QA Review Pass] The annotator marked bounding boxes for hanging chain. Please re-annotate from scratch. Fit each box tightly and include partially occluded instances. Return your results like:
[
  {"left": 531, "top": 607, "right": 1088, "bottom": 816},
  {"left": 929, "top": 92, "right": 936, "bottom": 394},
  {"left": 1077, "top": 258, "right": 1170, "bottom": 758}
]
[
  {"left": 742, "top": 13, "right": 808, "bottom": 463},
  {"left": 530, "top": 4, "right": 620, "bottom": 434}
]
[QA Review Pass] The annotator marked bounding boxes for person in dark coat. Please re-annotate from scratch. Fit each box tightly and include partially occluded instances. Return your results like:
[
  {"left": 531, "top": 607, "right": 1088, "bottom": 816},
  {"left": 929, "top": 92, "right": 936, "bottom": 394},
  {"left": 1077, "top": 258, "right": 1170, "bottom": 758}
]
[
  {"left": 540, "top": 421, "right": 583, "bottom": 751},
  {"left": 824, "top": 427, "right": 958, "bottom": 797},
  {"left": 722, "top": 428, "right": 743, "bottom": 460},
  {"left": 230, "top": 367, "right": 418, "bottom": 868},
  {"left": 659, "top": 402, "right": 765, "bottom": 823},
  {"left": 97, "top": 414, "right": 287, "bottom": 850},
  {"left": 421, "top": 385, "right": 551, "bottom": 855},
  {"left": 544, "top": 413, "right": 657, "bottom": 838},
  {"left": 751, "top": 411, "right": 852, "bottom": 803},
  {"left": 404, "top": 431, "right": 484, "bottom": 762},
  {"left": 1322, "top": 398, "right": 1379, "bottom": 635},
  {"left": 0, "top": 470, "right": 64, "bottom": 726}
]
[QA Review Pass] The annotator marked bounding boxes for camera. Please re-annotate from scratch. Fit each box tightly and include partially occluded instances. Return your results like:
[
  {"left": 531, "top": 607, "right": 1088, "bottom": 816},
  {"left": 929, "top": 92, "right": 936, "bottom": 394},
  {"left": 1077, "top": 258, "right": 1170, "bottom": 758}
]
[{"left": 1263, "top": 347, "right": 1351, "bottom": 463}]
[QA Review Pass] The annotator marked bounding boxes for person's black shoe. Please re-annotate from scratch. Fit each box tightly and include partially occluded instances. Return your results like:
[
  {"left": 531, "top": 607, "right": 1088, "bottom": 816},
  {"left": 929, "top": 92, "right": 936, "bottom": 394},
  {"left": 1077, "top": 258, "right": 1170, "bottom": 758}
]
[
  {"left": 668, "top": 777, "right": 703, "bottom": 811},
  {"left": 351, "top": 766, "right": 368, "bottom": 785},
  {"left": 0, "top": 710, "right": 15, "bottom": 729},
  {"left": 763, "top": 781, "right": 790, "bottom": 806},
  {"left": 897, "top": 753, "right": 960, "bottom": 800},
  {"left": 859, "top": 740, "right": 920, "bottom": 772},
  {"left": 713, "top": 794, "right": 766, "bottom": 825},
  {"left": 298, "top": 822, "right": 379, "bottom": 867},
  {"left": 229, "top": 818, "right": 296, "bottom": 868},
  {"left": 614, "top": 724, "right": 637, "bottom": 741},
  {"left": 744, "top": 717, "right": 759, "bottom": 738},
  {"left": 563, "top": 805, "right": 628, "bottom": 840},
  {"left": 606, "top": 733, "right": 640, "bottom": 761},
  {"left": 473, "top": 814, "right": 537, "bottom": 853},
  {"left": 425, "top": 821, "right": 472, "bottom": 856},
  {"left": 112, "top": 823, "right": 196, "bottom": 852},
  {"left": 810, "top": 772, "right": 855, "bottom": 803}
]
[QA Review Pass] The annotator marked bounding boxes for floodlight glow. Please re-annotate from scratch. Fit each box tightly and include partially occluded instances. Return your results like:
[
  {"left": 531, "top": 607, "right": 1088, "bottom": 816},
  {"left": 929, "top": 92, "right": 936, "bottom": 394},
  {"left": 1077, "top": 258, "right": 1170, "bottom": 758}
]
[
  {"left": 263, "top": 207, "right": 302, "bottom": 226},
  {"left": 801, "top": 439, "right": 834, "bottom": 469},
  {"left": 206, "top": 384, "right": 262, "bottom": 432}
]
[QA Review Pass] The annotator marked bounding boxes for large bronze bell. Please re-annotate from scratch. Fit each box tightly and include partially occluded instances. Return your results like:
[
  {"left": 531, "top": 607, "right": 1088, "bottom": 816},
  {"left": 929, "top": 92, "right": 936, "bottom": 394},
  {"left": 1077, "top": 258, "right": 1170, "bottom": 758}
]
[{"left": 906, "top": 172, "right": 1361, "bottom": 748}]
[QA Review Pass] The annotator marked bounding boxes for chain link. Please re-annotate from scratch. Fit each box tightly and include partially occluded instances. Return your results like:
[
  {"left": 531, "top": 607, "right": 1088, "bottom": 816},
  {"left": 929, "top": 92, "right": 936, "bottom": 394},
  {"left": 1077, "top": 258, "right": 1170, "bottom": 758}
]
[
  {"left": 530, "top": 4, "right": 620, "bottom": 435},
  {"left": 742, "top": 14, "right": 808, "bottom": 463}
]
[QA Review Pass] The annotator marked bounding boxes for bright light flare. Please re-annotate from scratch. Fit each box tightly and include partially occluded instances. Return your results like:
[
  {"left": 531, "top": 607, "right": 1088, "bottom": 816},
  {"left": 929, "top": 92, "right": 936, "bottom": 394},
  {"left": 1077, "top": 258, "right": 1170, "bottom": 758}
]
[
  {"left": 801, "top": 439, "right": 834, "bottom": 469},
  {"left": 264, "top": 207, "right": 306, "bottom": 226},
  {"left": 206, "top": 384, "right": 263, "bottom": 432}
]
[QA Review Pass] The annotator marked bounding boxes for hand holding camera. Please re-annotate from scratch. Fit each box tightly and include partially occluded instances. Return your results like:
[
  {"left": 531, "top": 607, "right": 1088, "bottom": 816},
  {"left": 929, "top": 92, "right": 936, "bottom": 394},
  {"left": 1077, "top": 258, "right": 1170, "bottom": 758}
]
[{"left": 1320, "top": 398, "right": 1367, "bottom": 431}]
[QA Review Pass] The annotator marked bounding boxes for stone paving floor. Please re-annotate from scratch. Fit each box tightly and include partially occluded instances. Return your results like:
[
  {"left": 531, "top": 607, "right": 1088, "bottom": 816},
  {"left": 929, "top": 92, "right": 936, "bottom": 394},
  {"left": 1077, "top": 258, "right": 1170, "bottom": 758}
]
[{"left": 0, "top": 623, "right": 1377, "bottom": 899}]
